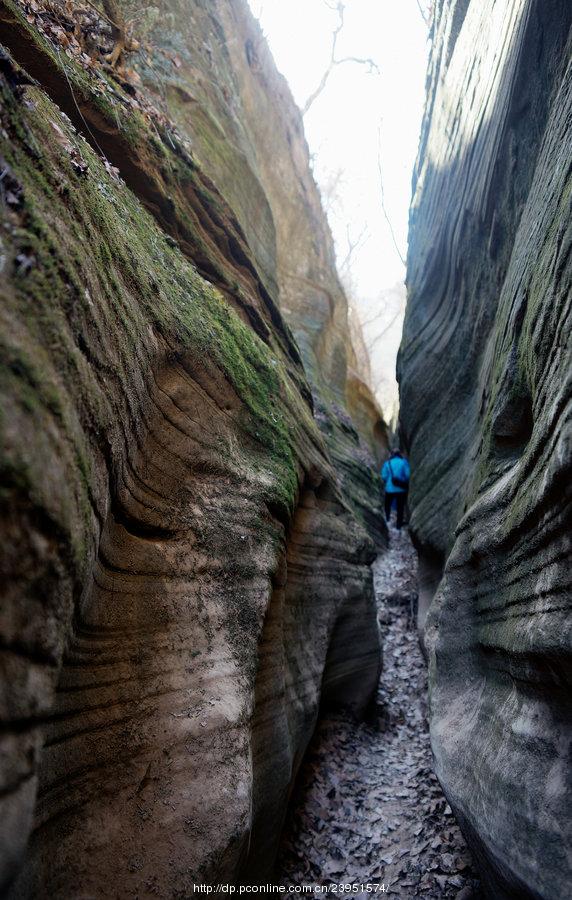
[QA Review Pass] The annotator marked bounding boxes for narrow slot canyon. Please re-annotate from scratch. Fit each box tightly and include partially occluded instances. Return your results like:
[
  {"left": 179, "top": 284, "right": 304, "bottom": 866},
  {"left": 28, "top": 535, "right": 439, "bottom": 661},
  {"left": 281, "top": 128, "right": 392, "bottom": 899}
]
[
  {"left": 0, "top": 0, "right": 570, "bottom": 898},
  {"left": 276, "top": 527, "right": 480, "bottom": 897}
]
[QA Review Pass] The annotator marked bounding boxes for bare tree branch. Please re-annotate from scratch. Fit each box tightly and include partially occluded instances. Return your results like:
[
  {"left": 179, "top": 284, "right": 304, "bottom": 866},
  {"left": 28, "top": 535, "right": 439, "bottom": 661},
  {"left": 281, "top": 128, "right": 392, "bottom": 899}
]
[
  {"left": 340, "top": 222, "right": 370, "bottom": 274},
  {"left": 367, "top": 308, "right": 403, "bottom": 349},
  {"left": 319, "top": 167, "right": 344, "bottom": 216},
  {"left": 337, "top": 56, "right": 379, "bottom": 68},
  {"left": 415, "top": 0, "right": 435, "bottom": 28},
  {"left": 302, "top": 2, "right": 379, "bottom": 115},
  {"left": 302, "top": 69, "right": 333, "bottom": 117},
  {"left": 360, "top": 289, "right": 404, "bottom": 329},
  {"left": 415, "top": 0, "right": 429, "bottom": 26},
  {"left": 377, "top": 122, "right": 406, "bottom": 267}
]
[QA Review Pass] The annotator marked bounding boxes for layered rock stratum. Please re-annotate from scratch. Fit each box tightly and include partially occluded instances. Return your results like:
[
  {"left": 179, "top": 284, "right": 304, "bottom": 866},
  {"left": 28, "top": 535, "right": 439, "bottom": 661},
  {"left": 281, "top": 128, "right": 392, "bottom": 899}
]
[
  {"left": 0, "top": 0, "right": 385, "bottom": 892},
  {"left": 399, "top": 0, "right": 572, "bottom": 896}
]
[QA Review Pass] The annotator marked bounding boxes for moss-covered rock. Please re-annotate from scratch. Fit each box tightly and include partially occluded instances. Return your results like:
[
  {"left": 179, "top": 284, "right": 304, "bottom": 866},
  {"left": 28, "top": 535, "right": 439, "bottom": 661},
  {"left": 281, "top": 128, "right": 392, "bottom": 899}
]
[{"left": 0, "top": 5, "right": 382, "bottom": 891}]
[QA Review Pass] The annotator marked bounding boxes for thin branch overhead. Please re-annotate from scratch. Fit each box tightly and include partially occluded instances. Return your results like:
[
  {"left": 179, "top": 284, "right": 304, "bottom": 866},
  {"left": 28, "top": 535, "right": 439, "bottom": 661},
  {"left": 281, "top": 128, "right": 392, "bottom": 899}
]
[
  {"left": 415, "top": 0, "right": 435, "bottom": 28},
  {"left": 302, "top": 2, "right": 379, "bottom": 116},
  {"left": 340, "top": 223, "right": 370, "bottom": 274},
  {"left": 368, "top": 307, "right": 403, "bottom": 349},
  {"left": 377, "top": 122, "right": 406, "bottom": 268},
  {"left": 415, "top": 0, "right": 429, "bottom": 26}
]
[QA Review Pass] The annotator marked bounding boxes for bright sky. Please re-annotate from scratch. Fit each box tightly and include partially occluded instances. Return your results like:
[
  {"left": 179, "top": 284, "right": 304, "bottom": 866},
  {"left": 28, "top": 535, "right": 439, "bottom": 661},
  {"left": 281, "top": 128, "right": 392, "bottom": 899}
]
[{"left": 248, "top": 0, "right": 429, "bottom": 416}]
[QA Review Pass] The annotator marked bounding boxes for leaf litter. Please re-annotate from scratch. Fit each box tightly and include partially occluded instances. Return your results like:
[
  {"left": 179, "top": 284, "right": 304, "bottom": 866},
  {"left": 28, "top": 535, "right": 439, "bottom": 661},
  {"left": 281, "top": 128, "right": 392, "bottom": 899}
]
[{"left": 275, "top": 524, "right": 482, "bottom": 898}]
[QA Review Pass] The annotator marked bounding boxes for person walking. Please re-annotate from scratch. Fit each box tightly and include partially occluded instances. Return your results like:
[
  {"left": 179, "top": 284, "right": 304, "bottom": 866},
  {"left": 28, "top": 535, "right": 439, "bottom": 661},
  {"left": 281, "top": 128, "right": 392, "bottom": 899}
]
[{"left": 381, "top": 450, "right": 410, "bottom": 530}]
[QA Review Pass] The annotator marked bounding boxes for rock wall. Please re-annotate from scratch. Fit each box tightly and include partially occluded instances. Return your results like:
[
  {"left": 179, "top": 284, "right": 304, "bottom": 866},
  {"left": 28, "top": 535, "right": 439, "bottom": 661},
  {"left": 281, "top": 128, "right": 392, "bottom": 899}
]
[
  {"left": 399, "top": 0, "right": 572, "bottom": 896},
  {"left": 124, "top": 0, "right": 389, "bottom": 541},
  {"left": 0, "top": 0, "right": 384, "bottom": 892}
]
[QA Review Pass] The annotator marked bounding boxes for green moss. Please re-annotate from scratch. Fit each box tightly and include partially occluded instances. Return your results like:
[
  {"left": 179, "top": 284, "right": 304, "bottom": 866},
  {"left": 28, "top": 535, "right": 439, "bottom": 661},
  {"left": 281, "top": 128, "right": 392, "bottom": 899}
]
[
  {"left": 0, "top": 340, "right": 63, "bottom": 418},
  {"left": 0, "top": 57, "right": 303, "bottom": 545},
  {"left": 465, "top": 165, "right": 572, "bottom": 516}
]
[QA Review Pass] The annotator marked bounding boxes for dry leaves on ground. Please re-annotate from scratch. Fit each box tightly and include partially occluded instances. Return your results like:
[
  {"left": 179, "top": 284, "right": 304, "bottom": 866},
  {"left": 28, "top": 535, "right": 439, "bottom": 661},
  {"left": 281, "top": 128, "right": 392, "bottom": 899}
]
[{"left": 276, "top": 524, "right": 481, "bottom": 899}]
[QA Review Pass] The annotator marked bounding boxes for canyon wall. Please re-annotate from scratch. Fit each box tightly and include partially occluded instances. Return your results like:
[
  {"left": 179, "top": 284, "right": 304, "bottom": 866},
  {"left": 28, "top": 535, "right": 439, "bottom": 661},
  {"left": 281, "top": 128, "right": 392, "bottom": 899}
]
[
  {"left": 399, "top": 0, "right": 571, "bottom": 896},
  {"left": 0, "top": 0, "right": 384, "bottom": 892},
  {"left": 124, "top": 0, "right": 389, "bottom": 539}
]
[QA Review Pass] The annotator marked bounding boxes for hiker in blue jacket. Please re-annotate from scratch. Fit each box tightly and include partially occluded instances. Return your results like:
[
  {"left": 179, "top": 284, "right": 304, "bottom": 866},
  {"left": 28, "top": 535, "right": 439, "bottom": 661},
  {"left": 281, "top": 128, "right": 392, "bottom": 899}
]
[{"left": 381, "top": 450, "right": 410, "bottom": 530}]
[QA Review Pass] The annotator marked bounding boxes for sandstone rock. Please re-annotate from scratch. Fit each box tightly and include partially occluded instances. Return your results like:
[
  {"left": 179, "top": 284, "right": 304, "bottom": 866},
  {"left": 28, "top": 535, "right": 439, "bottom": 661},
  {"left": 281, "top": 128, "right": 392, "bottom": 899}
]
[
  {"left": 121, "top": 0, "right": 389, "bottom": 545},
  {"left": 0, "top": 1, "right": 383, "bottom": 891},
  {"left": 399, "top": 0, "right": 572, "bottom": 896}
]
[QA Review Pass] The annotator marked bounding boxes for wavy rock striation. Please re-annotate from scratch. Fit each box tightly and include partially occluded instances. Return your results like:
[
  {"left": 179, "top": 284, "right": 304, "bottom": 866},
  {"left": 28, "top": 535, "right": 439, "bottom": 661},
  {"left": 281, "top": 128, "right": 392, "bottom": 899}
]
[
  {"left": 399, "top": 0, "right": 572, "bottom": 896},
  {"left": 0, "top": 0, "right": 383, "bottom": 892},
  {"left": 121, "top": 0, "right": 389, "bottom": 541}
]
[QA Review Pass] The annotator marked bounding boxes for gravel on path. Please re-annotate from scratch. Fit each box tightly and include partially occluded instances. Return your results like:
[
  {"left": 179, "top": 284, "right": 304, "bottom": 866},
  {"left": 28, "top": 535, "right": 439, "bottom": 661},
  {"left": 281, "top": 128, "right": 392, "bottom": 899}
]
[{"left": 275, "top": 524, "right": 481, "bottom": 899}]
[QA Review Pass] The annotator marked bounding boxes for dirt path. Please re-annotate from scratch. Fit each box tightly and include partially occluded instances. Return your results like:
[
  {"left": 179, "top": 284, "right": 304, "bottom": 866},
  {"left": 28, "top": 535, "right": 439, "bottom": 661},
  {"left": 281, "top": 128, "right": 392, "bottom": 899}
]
[{"left": 275, "top": 524, "right": 481, "bottom": 898}]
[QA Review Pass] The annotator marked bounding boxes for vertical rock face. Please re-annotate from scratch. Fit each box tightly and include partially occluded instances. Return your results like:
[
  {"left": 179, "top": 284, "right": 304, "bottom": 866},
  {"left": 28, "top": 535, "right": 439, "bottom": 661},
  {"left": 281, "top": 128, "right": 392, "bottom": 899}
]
[
  {"left": 124, "top": 0, "right": 389, "bottom": 542},
  {"left": 0, "top": 0, "right": 383, "bottom": 892},
  {"left": 399, "top": 0, "right": 571, "bottom": 896}
]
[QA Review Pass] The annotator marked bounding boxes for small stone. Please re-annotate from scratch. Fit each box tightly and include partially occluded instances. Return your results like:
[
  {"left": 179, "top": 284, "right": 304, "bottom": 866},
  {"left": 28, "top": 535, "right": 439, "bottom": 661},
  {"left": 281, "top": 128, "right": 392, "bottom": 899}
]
[
  {"left": 454, "top": 888, "right": 474, "bottom": 900},
  {"left": 455, "top": 855, "right": 471, "bottom": 871}
]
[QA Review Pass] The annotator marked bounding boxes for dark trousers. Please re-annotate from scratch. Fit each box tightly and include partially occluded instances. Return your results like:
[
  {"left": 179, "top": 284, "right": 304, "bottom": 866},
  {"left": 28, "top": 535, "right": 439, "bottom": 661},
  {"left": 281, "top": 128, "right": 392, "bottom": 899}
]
[{"left": 385, "top": 491, "right": 407, "bottom": 529}]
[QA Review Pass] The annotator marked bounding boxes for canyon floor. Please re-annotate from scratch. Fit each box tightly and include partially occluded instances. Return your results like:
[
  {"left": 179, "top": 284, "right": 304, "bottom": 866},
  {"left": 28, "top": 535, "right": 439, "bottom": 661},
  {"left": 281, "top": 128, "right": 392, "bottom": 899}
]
[{"left": 275, "top": 523, "right": 482, "bottom": 898}]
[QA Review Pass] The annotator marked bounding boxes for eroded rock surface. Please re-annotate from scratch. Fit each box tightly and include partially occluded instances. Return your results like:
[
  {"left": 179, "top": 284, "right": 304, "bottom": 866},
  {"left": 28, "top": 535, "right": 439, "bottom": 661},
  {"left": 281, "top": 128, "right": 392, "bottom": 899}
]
[
  {"left": 0, "top": 0, "right": 383, "bottom": 892},
  {"left": 399, "top": 0, "right": 572, "bottom": 896},
  {"left": 277, "top": 527, "right": 481, "bottom": 898},
  {"left": 122, "top": 0, "right": 389, "bottom": 543}
]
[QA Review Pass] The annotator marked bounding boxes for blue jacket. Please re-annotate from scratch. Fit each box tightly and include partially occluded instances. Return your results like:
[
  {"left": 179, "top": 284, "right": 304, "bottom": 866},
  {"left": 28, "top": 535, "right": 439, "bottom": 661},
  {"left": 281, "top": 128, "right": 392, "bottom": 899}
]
[{"left": 381, "top": 456, "right": 410, "bottom": 493}]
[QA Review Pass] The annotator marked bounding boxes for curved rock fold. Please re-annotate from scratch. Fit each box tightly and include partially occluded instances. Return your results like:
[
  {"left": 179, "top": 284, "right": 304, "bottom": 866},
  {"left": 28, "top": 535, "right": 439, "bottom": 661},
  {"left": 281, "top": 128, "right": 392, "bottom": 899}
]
[{"left": 0, "top": 0, "right": 384, "bottom": 890}]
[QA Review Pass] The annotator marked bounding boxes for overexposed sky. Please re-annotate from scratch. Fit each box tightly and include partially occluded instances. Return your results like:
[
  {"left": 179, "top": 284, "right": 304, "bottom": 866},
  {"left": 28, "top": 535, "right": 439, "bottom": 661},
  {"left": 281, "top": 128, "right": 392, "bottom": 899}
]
[
  {"left": 248, "top": 0, "right": 429, "bottom": 415},
  {"left": 249, "top": 0, "right": 428, "bottom": 297}
]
